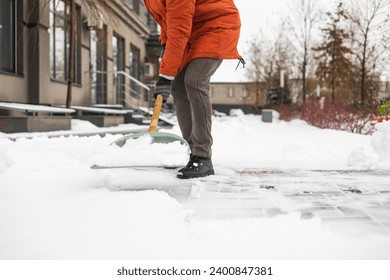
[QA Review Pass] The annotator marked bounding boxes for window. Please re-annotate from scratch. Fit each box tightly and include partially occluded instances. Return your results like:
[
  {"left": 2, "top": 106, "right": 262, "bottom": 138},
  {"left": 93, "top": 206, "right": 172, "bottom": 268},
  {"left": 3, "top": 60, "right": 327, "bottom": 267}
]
[
  {"left": 90, "top": 27, "right": 107, "bottom": 104},
  {"left": 49, "top": 0, "right": 81, "bottom": 83},
  {"left": 113, "top": 34, "right": 125, "bottom": 104},
  {"left": 130, "top": 44, "right": 140, "bottom": 79},
  {"left": 0, "top": 0, "right": 23, "bottom": 74},
  {"left": 228, "top": 87, "right": 234, "bottom": 98},
  {"left": 129, "top": 43, "right": 141, "bottom": 98},
  {"left": 123, "top": 0, "right": 140, "bottom": 14},
  {"left": 132, "top": 0, "right": 140, "bottom": 14}
]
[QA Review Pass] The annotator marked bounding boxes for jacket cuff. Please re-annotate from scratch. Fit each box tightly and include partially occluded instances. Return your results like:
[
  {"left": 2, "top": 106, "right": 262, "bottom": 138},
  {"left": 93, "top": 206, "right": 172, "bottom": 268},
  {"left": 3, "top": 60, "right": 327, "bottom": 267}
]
[{"left": 159, "top": 74, "right": 175, "bottom": 80}]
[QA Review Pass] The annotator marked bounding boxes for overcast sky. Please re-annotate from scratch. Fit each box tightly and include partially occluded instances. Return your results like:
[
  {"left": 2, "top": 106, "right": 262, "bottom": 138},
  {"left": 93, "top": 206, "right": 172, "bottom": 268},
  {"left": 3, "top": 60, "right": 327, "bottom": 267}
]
[{"left": 211, "top": 0, "right": 336, "bottom": 82}]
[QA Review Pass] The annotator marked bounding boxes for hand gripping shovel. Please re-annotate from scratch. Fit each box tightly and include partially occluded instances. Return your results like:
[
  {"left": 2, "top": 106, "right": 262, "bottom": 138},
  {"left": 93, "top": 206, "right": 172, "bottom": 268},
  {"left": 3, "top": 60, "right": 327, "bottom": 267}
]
[{"left": 112, "top": 95, "right": 188, "bottom": 147}]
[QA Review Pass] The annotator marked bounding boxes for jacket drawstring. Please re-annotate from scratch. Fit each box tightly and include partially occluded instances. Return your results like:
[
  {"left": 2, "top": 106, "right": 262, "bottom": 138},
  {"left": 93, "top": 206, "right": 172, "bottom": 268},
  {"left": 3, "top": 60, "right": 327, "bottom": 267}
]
[{"left": 235, "top": 58, "right": 246, "bottom": 70}]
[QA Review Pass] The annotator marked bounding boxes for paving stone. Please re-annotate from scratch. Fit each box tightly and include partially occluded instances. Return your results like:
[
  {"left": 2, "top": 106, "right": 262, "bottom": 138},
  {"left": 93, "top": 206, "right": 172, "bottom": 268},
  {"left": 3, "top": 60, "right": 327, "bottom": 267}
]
[
  {"left": 367, "top": 207, "right": 390, "bottom": 221},
  {"left": 321, "top": 218, "right": 387, "bottom": 236},
  {"left": 191, "top": 208, "right": 265, "bottom": 220},
  {"left": 337, "top": 206, "right": 367, "bottom": 217},
  {"left": 186, "top": 168, "right": 390, "bottom": 235},
  {"left": 264, "top": 207, "right": 283, "bottom": 217},
  {"left": 299, "top": 206, "right": 343, "bottom": 218}
]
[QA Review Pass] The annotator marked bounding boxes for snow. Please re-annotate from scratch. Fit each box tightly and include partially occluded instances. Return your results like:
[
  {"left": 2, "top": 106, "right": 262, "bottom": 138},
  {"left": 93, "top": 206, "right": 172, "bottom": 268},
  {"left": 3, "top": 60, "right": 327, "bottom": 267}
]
[
  {"left": 371, "top": 122, "right": 390, "bottom": 165},
  {"left": 71, "top": 106, "right": 128, "bottom": 115},
  {"left": 349, "top": 121, "right": 390, "bottom": 169},
  {"left": 0, "top": 102, "right": 75, "bottom": 114},
  {"left": 0, "top": 115, "right": 390, "bottom": 260}
]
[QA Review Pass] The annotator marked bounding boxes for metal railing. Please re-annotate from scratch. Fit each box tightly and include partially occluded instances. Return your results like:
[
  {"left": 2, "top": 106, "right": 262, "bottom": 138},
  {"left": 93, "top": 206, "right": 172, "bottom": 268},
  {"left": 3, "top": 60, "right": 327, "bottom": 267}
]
[
  {"left": 115, "top": 71, "right": 152, "bottom": 109},
  {"left": 88, "top": 70, "right": 152, "bottom": 109}
]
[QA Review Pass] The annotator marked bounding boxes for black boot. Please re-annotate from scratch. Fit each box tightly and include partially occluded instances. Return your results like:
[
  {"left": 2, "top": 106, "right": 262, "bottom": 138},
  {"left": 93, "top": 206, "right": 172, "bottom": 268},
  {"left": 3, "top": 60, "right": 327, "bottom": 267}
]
[
  {"left": 177, "top": 156, "right": 214, "bottom": 179},
  {"left": 178, "top": 154, "right": 195, "bottom": 173}
]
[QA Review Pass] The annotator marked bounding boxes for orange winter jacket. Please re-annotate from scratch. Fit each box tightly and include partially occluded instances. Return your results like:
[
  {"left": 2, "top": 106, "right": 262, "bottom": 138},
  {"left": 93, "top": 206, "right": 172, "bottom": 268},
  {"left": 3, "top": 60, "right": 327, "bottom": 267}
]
[{"left": 144, "top": 0, "right": 242, "bottom": 77}]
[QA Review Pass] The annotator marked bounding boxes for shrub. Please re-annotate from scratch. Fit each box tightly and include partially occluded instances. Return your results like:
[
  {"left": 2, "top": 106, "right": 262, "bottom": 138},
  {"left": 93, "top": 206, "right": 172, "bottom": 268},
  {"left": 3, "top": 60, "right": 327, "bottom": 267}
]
[
  {"left": 377, "top": 101, "right": 390, "bottom": 116},
  {"left": 298, "top": 100, "right": 376, "bottom": 134},
  {"left": 272, "top": 104, "right": 300, "bottom": 121}
]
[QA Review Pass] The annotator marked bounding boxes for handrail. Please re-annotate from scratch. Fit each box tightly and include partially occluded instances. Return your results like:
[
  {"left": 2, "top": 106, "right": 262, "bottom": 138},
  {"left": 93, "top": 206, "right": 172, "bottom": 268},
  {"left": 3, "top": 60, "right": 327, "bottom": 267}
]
[
  {"left": 88, "top": 70, "right": 150, "bottom": 92},
  {"left": 86, "top": 70, "right": 152, "bottom": 109},
  {"left": 115, "top": 71, "right": 151, "bottom": 91}
]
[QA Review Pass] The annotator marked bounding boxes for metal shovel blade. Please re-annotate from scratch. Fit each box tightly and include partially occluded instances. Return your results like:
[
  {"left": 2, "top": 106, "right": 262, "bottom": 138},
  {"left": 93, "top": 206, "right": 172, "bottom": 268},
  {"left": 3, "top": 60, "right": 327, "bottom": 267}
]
[
  {"left": 112, "top": 94, "right": 188, "bottom": 147},
  {"left": 112, "top": 131, "right": 188, "bottom": 147}
]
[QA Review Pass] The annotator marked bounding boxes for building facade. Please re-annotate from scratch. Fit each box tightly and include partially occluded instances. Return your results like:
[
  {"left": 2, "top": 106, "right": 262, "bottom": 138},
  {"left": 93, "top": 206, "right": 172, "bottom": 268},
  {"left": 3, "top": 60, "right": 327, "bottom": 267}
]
[
  {"left": 0, "top": 0, "right": 157, "bottom": 109},
  {"left": 210, "top": 82, "right": 273, "bottom": 114}
]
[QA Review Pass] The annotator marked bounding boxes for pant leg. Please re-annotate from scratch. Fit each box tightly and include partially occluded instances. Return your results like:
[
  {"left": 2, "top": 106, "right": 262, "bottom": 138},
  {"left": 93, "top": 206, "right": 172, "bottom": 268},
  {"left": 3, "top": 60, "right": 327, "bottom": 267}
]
[
  {"left": 184, "top": 58, "right": 222, "bottom": 158},
  {"left": 171, "top": 65, "right": 195, "bottom": 152}
]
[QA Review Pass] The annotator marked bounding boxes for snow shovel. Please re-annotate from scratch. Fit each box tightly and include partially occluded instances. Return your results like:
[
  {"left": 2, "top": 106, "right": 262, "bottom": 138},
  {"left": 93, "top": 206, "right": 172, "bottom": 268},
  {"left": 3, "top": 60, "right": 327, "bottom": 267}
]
[{"left": 112, "top": 95, "right": 188, "bottom": 147}]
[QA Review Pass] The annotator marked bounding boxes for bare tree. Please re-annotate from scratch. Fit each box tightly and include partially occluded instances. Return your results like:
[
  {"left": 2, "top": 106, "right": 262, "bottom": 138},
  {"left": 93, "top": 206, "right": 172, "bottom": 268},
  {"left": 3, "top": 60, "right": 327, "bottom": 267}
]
[
  {"left": 245, "top": 35, "right": 266, "bottom": 113},
  {"left": 346, "top": 0, "right": 390, "bottom": 105},
  {"left": 66, "top": 0, "right": 75, "bottom": 108},
  {"left": 287, "top": 0, "right": 321, "bottom": 103},
  {"left": 383, "top": 20, "right": 390, "bottom": 84},
  {"left": 245, "top": 23, "right": 293, "bottom": 109}
]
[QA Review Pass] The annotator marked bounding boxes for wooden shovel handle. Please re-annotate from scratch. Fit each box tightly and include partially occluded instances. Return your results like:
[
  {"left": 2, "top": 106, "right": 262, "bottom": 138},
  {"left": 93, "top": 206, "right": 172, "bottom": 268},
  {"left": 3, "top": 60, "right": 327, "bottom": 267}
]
[{"left": 148, "top": 94, "right": 163, "bottom": 132}]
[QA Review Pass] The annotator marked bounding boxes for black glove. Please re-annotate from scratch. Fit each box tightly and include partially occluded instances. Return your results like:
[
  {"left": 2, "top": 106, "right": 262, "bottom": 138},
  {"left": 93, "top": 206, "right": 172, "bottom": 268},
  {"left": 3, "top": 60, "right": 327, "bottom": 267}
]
[
  {"left": 160, "top": 44, "right": 166, "bottom": 59},
  {"left": 154, "top": 76, "right": 172, "bottom": 103}
]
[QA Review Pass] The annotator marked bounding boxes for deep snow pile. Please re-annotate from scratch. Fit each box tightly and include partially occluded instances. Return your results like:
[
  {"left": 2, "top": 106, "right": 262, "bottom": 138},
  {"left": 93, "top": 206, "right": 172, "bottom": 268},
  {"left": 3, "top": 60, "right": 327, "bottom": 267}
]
[
  {"left": 0, "top": 115, "right": 389, "bottom": 259},
  {"left": 349, "top": 121, "right": 390, "bottom": 169}
]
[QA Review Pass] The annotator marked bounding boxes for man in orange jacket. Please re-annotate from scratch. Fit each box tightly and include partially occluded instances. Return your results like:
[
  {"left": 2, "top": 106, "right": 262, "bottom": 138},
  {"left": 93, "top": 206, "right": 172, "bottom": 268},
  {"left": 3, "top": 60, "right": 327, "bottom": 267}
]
[{"left": 144, "top": 0, "right": 243, "bottom": 179}]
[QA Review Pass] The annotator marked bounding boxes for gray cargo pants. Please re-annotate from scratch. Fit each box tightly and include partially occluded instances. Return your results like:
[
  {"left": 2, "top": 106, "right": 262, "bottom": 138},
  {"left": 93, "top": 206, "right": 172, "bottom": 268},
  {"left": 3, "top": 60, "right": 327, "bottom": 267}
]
[{"left": 171, "top": 58, "right": 223, "bottom": 158}]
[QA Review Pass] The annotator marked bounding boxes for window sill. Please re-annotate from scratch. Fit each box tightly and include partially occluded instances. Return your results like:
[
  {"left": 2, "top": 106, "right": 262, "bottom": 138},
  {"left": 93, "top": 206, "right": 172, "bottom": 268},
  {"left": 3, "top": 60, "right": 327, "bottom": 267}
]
[
  {"left": 0, "top": 70, "right": 24, "bottom": 78},
  {"left": 50, "top": 78, "right": 82, "bottom": 88}
]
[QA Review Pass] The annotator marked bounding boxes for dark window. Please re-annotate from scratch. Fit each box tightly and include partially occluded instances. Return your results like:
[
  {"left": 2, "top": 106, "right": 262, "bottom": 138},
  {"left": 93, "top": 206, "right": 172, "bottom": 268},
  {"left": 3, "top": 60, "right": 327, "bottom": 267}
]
[
  {"left": 90, "top": 26, "right": 107, "bottom": 104},
  {"left": 132, "top": 0, "right": 140, "bottom": 14},
  {"left": 129, "top": 43, "right": 141, "bottom": 98},
  {"left": 130, "top": 43, "right": 140, "bottom": 80},
  {"left": 73, "top": 5, "right": 82, "bottom": 84},
  {"left": 113, "top": 34, "right": 125, "bottom": 105},
  {"left": 49, "top": 0, "right": 81, "bottom": 84},
  {"left": 123, "top": 0, "right": 140, "bottom": 14},
  {"left": 0, "top": 0, "right": 23, "bottom": 74}
]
